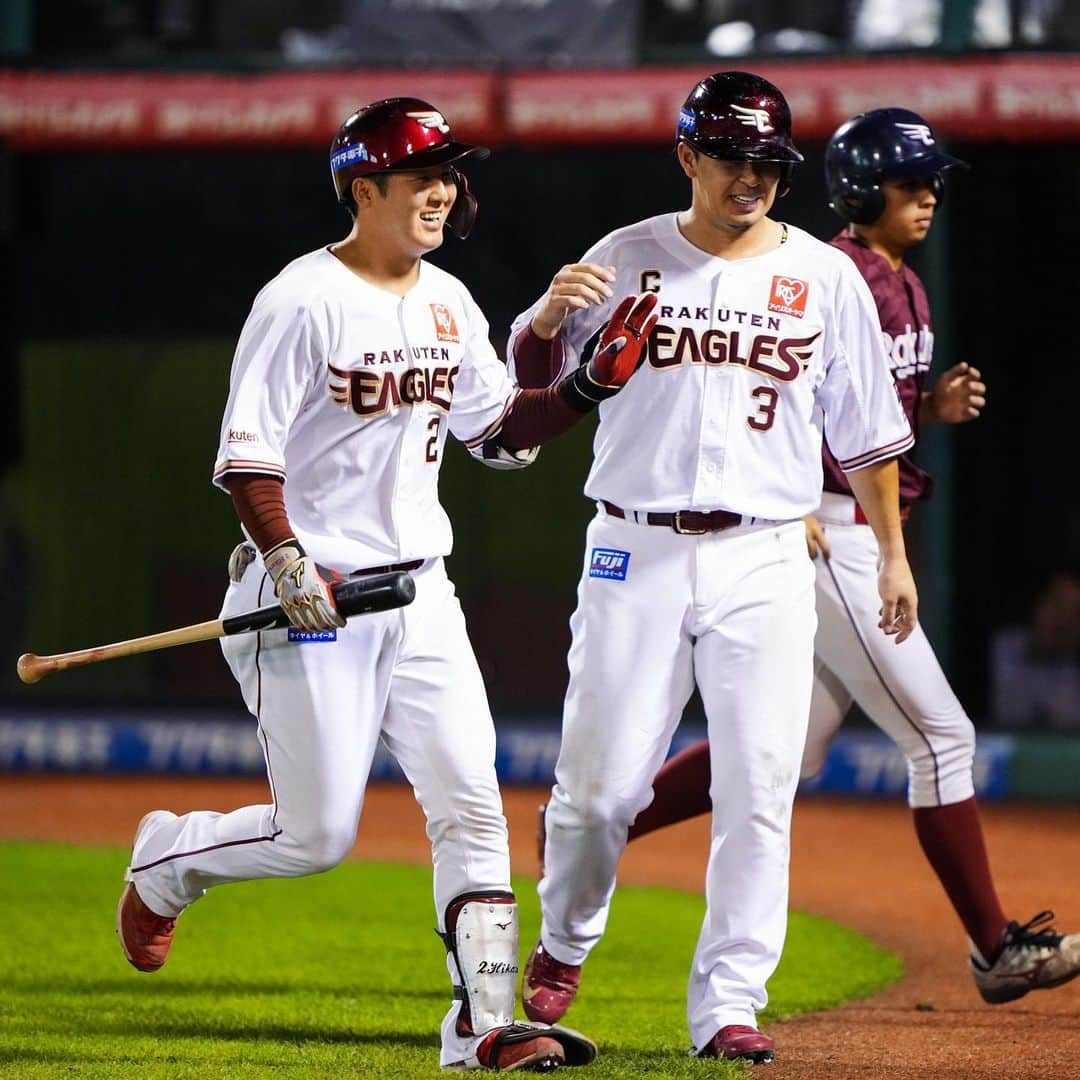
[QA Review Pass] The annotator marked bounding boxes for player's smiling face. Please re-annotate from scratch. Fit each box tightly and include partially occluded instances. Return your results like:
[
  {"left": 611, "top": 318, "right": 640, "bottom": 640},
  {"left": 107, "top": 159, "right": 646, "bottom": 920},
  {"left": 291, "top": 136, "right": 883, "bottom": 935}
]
[
  {"left": 678, "top": 144, "right": 782, "bottom": 234},
  {"left": 367, "top": 165, "right": 458, "bottom": 257},
  {"left": 874, "top": 176, "right": 939, "bottom": 250}
]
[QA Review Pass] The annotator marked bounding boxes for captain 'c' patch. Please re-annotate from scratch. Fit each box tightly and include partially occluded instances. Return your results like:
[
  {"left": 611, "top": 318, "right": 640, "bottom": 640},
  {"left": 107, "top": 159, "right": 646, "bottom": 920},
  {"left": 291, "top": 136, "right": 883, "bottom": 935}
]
[
  {"left": 430, "top": 303, "right": 460, "bottom": 343},
  {"left": 768, "top": 276, "right": 808, "bottom": 318}
]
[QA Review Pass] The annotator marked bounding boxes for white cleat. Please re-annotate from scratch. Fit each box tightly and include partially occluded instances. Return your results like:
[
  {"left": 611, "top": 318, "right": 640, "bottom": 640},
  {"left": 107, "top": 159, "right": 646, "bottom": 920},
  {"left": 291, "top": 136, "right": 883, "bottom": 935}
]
[{"left": 971, "top": 910, "right": 1080, "bottom": 1004}]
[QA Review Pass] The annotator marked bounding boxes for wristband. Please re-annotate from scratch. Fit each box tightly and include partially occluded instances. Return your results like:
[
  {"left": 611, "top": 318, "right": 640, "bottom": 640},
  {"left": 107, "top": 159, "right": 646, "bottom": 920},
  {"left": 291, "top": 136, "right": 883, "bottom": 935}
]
[
  {"left": 263, "top": 537, "right": 306, "bottom": 582},
  {"left": 558, "top": 364, "right": 620, "bottom": 413}
]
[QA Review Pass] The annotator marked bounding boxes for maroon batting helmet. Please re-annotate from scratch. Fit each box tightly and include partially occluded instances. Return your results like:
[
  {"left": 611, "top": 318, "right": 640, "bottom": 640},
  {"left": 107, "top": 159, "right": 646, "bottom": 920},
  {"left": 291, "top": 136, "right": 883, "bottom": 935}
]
[
  {"left": 677, "top": 71, "right": 803, "bottom": 196},
  {"left": 330, "top": 97, "right": 490, "bottom": 238}
]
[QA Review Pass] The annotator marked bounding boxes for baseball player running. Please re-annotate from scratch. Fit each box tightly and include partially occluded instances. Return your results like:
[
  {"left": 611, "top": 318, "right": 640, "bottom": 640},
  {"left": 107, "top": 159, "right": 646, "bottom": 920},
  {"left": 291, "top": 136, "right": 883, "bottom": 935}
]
[
  {"left": 563, "top": 108, "right": 1080, "bottom": 1009},
  {"left": 508, "top": 72, "right": 917, "bottom": 1066},
  {"left": 114, "top": 97, "right": 656, "bottom": 1073}
]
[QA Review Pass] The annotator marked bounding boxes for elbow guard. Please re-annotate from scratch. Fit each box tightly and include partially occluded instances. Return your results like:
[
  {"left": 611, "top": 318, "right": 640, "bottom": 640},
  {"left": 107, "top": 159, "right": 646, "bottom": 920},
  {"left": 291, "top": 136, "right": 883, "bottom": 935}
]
[{"left": 468, "top": 438, "right": 540, "bottom": 471}]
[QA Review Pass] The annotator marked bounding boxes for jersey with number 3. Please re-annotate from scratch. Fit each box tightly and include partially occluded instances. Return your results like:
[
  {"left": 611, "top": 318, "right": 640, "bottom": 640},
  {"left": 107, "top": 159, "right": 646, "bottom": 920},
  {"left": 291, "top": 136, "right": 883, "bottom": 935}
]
[
  {"left": 510, "top": 214, "right": 913, "bottom": 519},
  {"left": 213, "top": 248, "right": 517, "bottom": 570}
]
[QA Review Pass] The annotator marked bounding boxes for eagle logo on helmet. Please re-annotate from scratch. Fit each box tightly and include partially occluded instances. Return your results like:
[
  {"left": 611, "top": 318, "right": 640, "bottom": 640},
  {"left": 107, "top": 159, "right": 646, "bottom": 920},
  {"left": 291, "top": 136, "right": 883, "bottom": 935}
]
[
  {"left": 406, "top": 110, "right": 450, "bottom": 134},
  {"left": 896, "top": 122, "right": 935, "bottom": 145},
  {"left": 731, "top": 104, "right": 774, "bottom": 133}
]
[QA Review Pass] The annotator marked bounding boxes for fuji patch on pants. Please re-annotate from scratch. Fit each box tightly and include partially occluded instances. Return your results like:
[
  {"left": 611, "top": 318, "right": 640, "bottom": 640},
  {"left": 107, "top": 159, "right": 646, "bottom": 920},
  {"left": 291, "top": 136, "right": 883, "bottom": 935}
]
[{"left": 588, "top": 547, "right": 630, "bottom": 581}]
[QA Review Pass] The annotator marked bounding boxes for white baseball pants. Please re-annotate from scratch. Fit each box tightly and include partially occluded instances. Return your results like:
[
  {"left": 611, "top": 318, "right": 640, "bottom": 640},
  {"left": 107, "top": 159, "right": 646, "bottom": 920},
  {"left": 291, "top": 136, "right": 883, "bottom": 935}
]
[
  {"left": 801, "top": 515, "right": 976, "bottom": 807},
  {"left": 539, "top": 510, "right": 816, "bottom": 1048},
  {"left": 127, "top": 557, "right": 511, "bottom": 1061}
]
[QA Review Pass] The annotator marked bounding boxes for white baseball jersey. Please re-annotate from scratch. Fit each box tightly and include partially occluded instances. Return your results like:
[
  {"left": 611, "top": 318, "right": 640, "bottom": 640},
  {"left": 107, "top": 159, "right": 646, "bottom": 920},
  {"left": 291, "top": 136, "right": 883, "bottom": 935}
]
[
  {"left": 509, "top": 214, "right": 913, "bottom": 519},
  {"left": 213, "top": 248, "right": 518, "bottom": 570},
  {"left": 139, "top": 245, "right": 525, "bottom": 1068}
]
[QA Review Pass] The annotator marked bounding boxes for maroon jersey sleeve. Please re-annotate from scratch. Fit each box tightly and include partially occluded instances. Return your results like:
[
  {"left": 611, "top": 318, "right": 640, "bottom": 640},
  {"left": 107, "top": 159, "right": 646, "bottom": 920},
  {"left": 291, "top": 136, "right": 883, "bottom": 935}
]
[
  {"left": 824, "top": 231, "right": 934, "bottom": 506},
  {"left": 509, "top": 322, "right": 565, "bottom": 389}
]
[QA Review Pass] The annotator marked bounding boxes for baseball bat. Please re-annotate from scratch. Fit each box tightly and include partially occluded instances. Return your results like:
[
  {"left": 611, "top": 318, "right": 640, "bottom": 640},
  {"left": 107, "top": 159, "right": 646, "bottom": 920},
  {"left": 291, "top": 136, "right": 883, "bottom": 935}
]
[{"left": 15, "top": 571, "right": 415, "bottom": 685}]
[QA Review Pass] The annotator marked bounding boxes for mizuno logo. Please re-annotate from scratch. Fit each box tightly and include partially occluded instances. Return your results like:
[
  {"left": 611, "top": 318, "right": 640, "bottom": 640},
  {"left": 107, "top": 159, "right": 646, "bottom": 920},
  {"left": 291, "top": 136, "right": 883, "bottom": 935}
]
[
  {"left": 407, "top": 110, "right": 450, "bottom": 133},
  {"left": 731, "top": 104, "right": 773, "bottom": 133},
  {"left": 896, "top": 122, "right": 935, "bottom": 145}
]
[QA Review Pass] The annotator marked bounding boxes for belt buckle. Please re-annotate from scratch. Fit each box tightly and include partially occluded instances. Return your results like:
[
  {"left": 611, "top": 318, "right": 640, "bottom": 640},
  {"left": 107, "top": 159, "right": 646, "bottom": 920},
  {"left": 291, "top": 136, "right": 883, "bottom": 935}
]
[{"left": 673, "top": 511, "right": 707, "bottom": 535}]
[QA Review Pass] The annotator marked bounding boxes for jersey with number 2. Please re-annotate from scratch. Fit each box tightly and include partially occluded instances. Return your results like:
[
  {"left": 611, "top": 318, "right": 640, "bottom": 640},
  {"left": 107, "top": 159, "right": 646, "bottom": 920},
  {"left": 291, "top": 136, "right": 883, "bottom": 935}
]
[{"left": 213, "top": 248, "right": 518, "bottom": 570}]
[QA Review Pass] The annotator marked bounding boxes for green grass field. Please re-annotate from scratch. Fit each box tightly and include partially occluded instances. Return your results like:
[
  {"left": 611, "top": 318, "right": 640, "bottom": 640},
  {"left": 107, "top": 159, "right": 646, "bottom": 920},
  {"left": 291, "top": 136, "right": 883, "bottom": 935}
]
[{"left": 0, "top": 842, "right": 901, "bottom": 1078}]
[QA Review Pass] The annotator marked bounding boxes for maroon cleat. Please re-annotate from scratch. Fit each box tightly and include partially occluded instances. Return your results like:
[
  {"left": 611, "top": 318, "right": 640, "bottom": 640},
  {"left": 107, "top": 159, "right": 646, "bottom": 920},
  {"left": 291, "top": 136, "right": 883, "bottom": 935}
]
[
  {"left": 475, "top": 1024, "right": 565, "bottom": 1072},
  {"left": 699, "top": 1025, "right": 775, "bottom": 1065},
  {"left": 116, "top": 883, "right": 176, "bottom": 973},
  {"left": 522, "top": 941, "right": 581, "bottom": 1024}
]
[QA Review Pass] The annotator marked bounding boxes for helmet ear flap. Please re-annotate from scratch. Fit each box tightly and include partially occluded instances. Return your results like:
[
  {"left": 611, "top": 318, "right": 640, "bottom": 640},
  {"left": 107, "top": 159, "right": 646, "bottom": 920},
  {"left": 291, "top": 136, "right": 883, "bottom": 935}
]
[
  {"left": 849, "top": 187, "right": 885, "bottom": 225},
  {"left": 929, "top": 171, "right": 945, "bottom": 208},
  {"left": 835, "top": 172, "right": 944, "bottom": 226},
  {"left": 777, "top": 163, "right": 795, "bottom": 199},
  {"left": 445, "top": 167, "right": 477, "bottom": 239},
  {"left": 829, "top": 183, "right": 885, "bottom": 226}
]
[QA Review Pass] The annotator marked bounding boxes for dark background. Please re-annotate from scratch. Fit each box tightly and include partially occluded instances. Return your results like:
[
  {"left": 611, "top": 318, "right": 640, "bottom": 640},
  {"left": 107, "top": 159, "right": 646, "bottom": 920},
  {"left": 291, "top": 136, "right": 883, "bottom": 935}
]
[
  {"left": 1, "top": 0, "right": 1078, "bottom": 729},
  {"left": 3, "top": 136, "right": 1078, "bottom": 720}
]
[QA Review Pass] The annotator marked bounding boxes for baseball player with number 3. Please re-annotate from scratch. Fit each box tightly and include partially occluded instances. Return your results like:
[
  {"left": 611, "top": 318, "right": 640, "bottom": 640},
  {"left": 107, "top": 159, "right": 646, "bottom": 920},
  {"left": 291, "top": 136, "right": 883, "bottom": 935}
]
[
  {"left": 112, "top": 97, "right": 659, "bottom": 1073},
  {"left": 507, "top": 72, "right": 917, "bottom": 1065},
  {"left": 589, "top": 107, "right": 1080, "bottom": 1010}
]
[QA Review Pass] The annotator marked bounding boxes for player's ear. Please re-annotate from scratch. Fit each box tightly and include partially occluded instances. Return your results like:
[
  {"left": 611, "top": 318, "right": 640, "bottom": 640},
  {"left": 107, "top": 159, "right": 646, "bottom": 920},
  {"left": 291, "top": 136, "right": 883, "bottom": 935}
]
[
  {"left": 351, "top": 176, "right": 377, "bottom": 210},
  {"left": 676, "top": 142, "right": 698, "bottom": 180}
]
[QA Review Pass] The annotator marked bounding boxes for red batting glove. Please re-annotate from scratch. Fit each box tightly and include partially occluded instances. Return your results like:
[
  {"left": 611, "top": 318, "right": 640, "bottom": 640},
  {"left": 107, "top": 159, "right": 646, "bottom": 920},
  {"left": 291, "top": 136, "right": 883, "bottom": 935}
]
[
  {"left": 589, "top": 292, "right": 659, "bottom": 387},
  {"left": 559, "top": 293, "right": 659, "bottom": 412}
]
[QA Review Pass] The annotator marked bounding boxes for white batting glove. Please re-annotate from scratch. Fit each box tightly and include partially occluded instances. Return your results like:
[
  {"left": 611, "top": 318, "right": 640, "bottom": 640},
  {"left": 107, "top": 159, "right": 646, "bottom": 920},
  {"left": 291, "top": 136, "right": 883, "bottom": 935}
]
[{"left": 263, "top": 539, "right": 345, "bottom": 632}]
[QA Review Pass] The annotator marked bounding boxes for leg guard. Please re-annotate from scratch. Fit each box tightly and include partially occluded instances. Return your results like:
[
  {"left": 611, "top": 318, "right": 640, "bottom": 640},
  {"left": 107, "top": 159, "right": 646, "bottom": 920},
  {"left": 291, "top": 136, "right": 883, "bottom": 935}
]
[{"left": 441, "top": 892, "right": 518, "bottom": 1037}]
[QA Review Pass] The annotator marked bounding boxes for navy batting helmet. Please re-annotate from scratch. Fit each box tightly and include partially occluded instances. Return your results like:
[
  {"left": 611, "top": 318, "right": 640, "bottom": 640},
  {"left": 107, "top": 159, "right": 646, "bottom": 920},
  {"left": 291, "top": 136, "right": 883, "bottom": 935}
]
[
  {"left": 677, "top": 71, "right": 804, "bottom": 196},
  {"left": 825, "top": 107, "right": 967, "bottom": 225},
  {"left": 330, "top": 97, "right": 490, "bottom": 238}
]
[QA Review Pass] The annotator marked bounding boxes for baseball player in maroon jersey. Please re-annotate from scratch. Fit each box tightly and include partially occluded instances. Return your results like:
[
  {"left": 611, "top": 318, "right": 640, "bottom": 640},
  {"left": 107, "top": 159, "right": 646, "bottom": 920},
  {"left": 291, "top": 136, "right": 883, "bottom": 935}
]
[
  {"left": 508, "top": 73, "right": 919, "bottom": 1065},
  {"left": 538, "top": 108, "right": 1080, "bottom": 1009},
  {"left": 113, "top": 95, "right": 662, "bottom": 1073}
]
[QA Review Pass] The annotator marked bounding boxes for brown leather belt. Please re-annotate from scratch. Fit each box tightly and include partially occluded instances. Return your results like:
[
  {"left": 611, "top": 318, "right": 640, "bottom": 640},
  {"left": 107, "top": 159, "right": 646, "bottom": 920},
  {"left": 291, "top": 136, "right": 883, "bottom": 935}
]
[
  {"left": 353, "top": 559, "right": 424, "bottom": 576},
  {"left": 601, "top": 500, "right": 742, "bottom": 536}
]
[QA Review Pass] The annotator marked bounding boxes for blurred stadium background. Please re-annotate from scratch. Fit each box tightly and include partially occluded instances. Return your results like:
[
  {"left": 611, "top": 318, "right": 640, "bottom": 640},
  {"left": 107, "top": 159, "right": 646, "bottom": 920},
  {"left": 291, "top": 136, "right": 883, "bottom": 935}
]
[{"left": 1, "top": 0, "right": 1078, "bottom": 798}]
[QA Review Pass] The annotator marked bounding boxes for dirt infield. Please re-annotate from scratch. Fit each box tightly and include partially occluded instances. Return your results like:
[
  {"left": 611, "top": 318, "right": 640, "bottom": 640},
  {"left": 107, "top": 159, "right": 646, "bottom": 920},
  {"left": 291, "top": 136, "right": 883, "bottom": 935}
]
[{"left": 2, "top": 775, "right": 1078, "bottom": 1079}]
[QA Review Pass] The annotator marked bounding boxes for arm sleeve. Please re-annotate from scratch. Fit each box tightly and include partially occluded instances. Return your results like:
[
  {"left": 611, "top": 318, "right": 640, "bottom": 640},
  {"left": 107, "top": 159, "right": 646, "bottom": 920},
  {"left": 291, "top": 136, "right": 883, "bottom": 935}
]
[
  {"left": 224, "top": 473, "right": 293, "bottom": 553},
  {"left": 212, "top": 287, "right": 321, "bottom": 490},
  {"left": 508, "top": 322, "right": 566, "bottom": 388},
  {"left": 817, "top": 262, "right": 914, "bottom": 472},
  {"left": 499, "top": 384, "right": 584, "bottom": 449},
  {"left": 450, "top": 284, "right": 598, "bottom": 451}
]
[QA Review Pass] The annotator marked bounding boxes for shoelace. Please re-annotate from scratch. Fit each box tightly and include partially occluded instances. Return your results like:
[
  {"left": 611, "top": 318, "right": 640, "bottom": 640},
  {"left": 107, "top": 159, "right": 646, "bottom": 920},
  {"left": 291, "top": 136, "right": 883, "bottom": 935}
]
[{"left": 1007, "top": 910, "right": 1063, "bottom": 951}]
